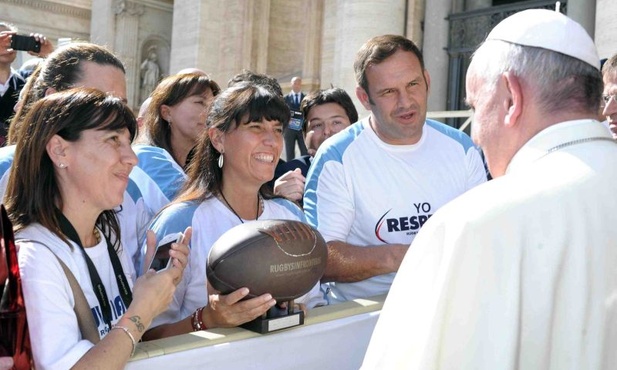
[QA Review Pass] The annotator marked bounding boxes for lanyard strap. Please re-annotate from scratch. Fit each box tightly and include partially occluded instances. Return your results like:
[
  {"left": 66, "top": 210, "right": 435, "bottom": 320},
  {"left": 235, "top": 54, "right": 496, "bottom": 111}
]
[{"left": 56, "top": 211, "right": 133, "bottom": 332}]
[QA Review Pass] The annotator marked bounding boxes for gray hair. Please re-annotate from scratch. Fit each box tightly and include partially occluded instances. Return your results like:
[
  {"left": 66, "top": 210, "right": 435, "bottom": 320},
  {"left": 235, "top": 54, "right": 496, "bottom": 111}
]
[
  {"left": 602, "top": 54, "right": 617, "bottom": 79},
  {"left": 469, "top": 39, "right": 602, "bottom": 115}
]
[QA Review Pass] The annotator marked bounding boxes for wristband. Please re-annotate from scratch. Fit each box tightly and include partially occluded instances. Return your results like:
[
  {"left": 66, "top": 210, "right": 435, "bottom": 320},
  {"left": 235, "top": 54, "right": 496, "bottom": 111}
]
[
  {"left": 191, "top": 306, "right": 206, "bottom": 331},
  {"left": 112, "top": 325, "right": 137, "bottom": 357}
]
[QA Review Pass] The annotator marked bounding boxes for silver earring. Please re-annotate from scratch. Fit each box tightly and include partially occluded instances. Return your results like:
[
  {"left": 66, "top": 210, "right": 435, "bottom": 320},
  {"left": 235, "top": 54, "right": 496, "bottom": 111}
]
[
  {"left": 218, "top": 154, "right": 224, "bottom": 168},
  {"left": 58, "top": 163, "right": 66, "bottom": 168}
]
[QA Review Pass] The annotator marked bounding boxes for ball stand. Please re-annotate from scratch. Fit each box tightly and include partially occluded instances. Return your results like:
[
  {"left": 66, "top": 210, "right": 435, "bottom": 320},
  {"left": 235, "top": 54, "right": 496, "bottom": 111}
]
[{"left": 241, "top": 299, "right": 304, "bottom": 334}]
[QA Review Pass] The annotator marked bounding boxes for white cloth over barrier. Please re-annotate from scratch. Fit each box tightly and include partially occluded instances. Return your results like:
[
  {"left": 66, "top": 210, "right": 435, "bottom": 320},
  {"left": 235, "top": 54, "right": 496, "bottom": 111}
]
[{"left": 127, "top": 295, "right": 385, "bottom": 370}]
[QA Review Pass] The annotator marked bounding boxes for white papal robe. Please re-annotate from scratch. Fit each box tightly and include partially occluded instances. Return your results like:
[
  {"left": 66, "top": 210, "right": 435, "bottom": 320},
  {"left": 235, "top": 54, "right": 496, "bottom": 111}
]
[{"left": 362, "top": 119, "right": 617, "bottom": 370}]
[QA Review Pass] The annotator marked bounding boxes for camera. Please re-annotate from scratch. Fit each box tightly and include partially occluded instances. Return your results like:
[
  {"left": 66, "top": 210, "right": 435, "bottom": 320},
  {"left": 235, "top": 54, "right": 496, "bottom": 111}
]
[{"left": 10, "top": 35, "right": 41, "bottom": 53}]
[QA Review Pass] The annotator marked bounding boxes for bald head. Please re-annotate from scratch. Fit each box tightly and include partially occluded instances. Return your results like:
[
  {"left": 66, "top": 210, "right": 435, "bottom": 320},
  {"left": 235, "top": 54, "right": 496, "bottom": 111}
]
[{"left": 291, "top": 76, "right": 302, "bottom": 93}]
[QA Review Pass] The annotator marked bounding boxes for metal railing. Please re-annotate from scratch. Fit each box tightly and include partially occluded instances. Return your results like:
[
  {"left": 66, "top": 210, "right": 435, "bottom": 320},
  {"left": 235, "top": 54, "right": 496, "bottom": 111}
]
[{"left": 427, "top": 110, "right": 473, "bottom": 132}]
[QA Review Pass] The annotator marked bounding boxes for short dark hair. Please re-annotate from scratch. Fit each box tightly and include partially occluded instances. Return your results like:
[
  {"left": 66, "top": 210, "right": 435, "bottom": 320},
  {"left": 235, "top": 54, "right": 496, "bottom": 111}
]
[
  {"left": 354, "top": 34, "right": 425, "bottom": 95},
  {"left": 301, "top": 88, "right": 359, "bottom": 132}
]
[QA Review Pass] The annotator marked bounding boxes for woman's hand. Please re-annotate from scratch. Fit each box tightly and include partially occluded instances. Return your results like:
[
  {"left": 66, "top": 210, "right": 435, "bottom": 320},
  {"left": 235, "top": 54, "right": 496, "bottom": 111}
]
[
  {"left": 273, "top": 168, "right": 305, "bottom": 201},
  {"left": 131, "top": 227, "right": 192, "bottom": 321},
  {"left": 204, "top": 287, "right": 276, "bottom": 328},
  {"left": 167, "top": 227, "right": 191, "bottom": 283},
  {"left": 0, "top": 31, "right": 15, "bottom": 54},
  {"left": 142, "top": 227, "right": 192, "bottom": 277}
]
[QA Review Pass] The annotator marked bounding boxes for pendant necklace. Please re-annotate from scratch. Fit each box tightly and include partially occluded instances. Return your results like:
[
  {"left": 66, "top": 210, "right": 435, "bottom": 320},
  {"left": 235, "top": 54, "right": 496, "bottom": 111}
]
[{"left": 219, "top": 191, "right": 263, "bottom": 224}]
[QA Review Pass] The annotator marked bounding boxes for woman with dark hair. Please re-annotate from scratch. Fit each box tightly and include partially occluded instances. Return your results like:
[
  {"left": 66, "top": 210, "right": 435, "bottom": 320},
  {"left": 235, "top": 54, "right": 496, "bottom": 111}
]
[
  {"left": 138, "top": 72, "right": 221, "bottom": 169},
  {"left": 6, "top": 88, "right": 190, "bottom": 369},
  {"left": 144, "top": 83, "right": 325, "bottom": 337},
  {"left": 1, "top": 42, "right": 187, "bottom": 271}
]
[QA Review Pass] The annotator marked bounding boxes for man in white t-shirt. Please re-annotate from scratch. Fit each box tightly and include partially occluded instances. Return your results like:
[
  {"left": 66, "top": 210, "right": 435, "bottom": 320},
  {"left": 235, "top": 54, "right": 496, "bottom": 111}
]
[{"left": 304, "top": 35, "right": 487, "bottom": 304}]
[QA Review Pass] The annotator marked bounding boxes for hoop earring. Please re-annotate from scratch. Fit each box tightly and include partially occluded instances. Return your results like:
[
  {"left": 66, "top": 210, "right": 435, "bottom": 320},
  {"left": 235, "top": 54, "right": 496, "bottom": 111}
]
[{"left": 218, "top": 154, "right": 224, "bottom": 168}]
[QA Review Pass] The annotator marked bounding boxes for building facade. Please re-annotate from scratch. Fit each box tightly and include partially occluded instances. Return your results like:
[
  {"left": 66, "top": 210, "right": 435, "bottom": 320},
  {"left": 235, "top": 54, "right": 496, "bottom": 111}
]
[{"left": 1, "top": 0, "right": 612, "bottom": 116}]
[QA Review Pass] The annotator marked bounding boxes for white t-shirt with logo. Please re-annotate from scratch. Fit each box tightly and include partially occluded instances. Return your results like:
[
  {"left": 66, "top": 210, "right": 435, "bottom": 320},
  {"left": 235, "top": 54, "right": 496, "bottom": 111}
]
[{"left": 304, "top": 117, "right": 487, "bottom": 304}]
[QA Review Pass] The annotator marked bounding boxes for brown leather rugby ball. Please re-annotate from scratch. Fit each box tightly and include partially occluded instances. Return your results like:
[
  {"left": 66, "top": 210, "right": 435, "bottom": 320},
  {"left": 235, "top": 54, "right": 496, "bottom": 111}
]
[{"left": 206, "top": 219, "right": 327, "bottom": 301}]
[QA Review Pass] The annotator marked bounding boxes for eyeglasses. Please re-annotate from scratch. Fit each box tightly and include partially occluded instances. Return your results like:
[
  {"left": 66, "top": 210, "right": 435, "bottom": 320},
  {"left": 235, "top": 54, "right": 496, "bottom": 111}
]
[{"left": 602, "top": 94, "right": 617, "bottom": 105}]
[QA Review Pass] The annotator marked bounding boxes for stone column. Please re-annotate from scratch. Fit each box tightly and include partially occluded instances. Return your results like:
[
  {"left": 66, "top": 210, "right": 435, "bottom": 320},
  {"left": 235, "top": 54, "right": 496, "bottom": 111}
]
[
  {"left": 242, "top": 0, "right": 271, "bottom": 73},
  {"left": 406, "top": 0, "right": 425, "bottom": 48},
  {"left": 567, "top": 0, "right": 596, "bottom": 38},
  {"left": 113, "top": 0, "right": 145, "bottom": 109},
  {"left": 90, "top": 0, "right": 116, "bottom": 46},
  {"left": 595, "top": 0, "right": 616, "bottom": 58},
  {"left": 170, "top": 0, "right": 205, "bottom": 73},
  {"left": 170, "top": 0, "right": 231, "bottom": 82},
  {"left": 329, "top": 0, "right": 406, "bottom": 115},
  {"left": 302, "top": 0, "right": 324, "bottom": 92},
  {"left": 423, "top": 0, "right": 450, "bottom": 111}
]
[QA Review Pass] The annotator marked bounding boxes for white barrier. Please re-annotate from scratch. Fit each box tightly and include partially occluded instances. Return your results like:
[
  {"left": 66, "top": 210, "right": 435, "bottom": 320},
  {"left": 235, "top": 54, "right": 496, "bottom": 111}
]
[{"left": 127, "top": 295, "right": 385, "bottom": 370}]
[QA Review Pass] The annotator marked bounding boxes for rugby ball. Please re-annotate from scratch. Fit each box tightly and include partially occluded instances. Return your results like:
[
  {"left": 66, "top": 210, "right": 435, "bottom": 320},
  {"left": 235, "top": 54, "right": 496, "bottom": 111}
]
[{"left": 206, "top": 219, "right": 327, "bottom": 302}]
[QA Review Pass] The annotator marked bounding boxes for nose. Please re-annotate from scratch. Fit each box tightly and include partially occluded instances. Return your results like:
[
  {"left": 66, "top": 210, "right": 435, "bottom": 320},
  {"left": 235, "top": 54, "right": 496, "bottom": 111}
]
[
  {"left": 603, "top": 96, "right": 617, "bottom": 118},
  {"left": 264, "top": 128, "right": 283, "bottom": 149},
  {"left": 399, "top": 88, "right": 414, "bottom": 108},
  {"left": 323, "top": 122, "right": 333, "bottom": 137},
  {"left": 122, "top": 143, "right": 138, "bottom": 168}
]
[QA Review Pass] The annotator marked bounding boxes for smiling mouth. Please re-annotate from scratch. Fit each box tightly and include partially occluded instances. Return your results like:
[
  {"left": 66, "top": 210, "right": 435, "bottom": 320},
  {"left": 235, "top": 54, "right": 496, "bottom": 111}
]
[{"left": 254, "top": 154, "right": 275, "bottom": 163}]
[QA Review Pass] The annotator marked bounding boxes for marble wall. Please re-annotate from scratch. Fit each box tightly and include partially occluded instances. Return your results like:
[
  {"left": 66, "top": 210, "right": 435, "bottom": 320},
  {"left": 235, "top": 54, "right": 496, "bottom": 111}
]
[{"left": 2, "top": 0, "right": 613, "bottom": 113}]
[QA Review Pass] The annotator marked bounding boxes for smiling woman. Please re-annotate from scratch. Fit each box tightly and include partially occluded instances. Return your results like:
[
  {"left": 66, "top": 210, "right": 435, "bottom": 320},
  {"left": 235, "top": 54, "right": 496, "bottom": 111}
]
[
  {"left": 142, "top": 82, "right": 327, "bottom": 339},
  {"left": 5, "top": 88, "right": 191, "bottom": 370}
]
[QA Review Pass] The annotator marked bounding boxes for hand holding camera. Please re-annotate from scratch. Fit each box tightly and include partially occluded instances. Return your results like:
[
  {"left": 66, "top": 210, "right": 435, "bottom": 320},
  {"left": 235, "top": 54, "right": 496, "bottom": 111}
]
[{"left": 7, "top": 33, "right": 54, "bottom": 57}]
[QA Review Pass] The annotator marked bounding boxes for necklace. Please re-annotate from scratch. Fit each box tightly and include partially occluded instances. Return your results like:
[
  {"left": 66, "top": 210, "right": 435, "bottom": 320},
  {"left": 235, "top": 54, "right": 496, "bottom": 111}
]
[
  {"left": 219, "top": 191, "right": 263, "bottom": 224},
  {"left": 93, "top": 227, "right": 101, "bottom": 244}
]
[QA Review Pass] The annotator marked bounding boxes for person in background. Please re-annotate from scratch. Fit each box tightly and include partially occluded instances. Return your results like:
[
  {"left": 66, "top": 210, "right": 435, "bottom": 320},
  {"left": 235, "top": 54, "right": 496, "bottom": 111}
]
[
  {"left": 273, "top": 87, "right": 358, "bottom": 204},
  {"left": 138, "top": 73, "right": 221, "bottom": 169},
  {"left": 143, "top": 82, "right": 325, "bottom": 338},
  {"left": 17, "top": 56, "right": 43, "bottom": 80},
  {"left": 0, "top": 22, "right": 53, "bottom": 146},
  {"left": 601, "top": 53, "right": 617, "bottom": 139},
  {"left": 228, "top": 69, "right": 284, "bottom": 96},
  {"left": 363, "top": 10, "right": 617, "bottom": 369},
  {"left": 283, "top": 76, "right": 308, "bottom": 161},
  {"left": 7, "top": 88, "right": 190, "bottom": 369},
  {"left": 304, "top": 34, "right": 487, "bottom": 305},
  {"left": 136, "top": 96, "right": 151, "bottom": 129}
]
